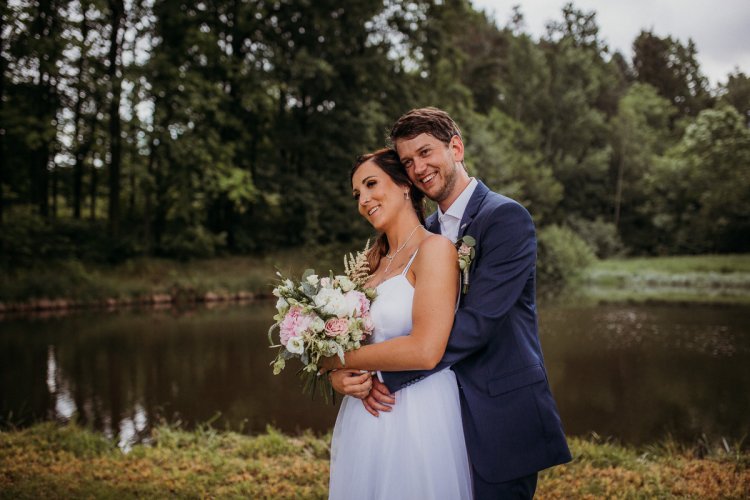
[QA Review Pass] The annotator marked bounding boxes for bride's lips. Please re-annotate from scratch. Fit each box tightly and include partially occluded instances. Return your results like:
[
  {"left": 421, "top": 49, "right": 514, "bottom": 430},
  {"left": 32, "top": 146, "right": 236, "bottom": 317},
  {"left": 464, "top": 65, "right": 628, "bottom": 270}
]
[{"left": 367, "top": 206, "right": 380, "bottom": 216}]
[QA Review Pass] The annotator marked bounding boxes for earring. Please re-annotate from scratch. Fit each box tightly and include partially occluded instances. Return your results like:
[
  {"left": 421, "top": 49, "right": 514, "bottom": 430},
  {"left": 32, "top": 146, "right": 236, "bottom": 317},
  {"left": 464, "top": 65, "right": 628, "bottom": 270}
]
[{"left": 404, "top": 191, "right": 410, "bottom": 200}]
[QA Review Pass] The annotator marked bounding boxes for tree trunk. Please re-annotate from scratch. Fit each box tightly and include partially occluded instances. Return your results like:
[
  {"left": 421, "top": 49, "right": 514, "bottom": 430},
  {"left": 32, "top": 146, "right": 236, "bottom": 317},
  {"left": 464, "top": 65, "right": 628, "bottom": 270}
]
[
  {"left": 72, "top": 5, "right": 90, "bottom": 219},
  {"left": 107, "top": 0, "right": 124, "bottom": 237},
  {"left": 0, "top": 7, "right": 6, "bottom": 224},
  {"left": 90, "top": 163, "right": 97, "bottom": 220}
]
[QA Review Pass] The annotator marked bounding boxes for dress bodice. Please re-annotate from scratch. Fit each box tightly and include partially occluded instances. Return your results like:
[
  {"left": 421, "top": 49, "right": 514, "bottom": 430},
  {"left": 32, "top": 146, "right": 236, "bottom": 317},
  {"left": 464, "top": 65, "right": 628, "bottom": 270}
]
[{"left": 370, "top": 251, "right": 418, "bottom": 345}]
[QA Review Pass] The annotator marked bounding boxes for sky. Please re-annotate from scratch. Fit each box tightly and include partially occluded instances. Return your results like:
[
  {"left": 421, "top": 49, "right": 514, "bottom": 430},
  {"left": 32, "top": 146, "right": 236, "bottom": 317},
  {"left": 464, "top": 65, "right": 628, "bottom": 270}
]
[{"left": 470, "top": 0, "right": 750, "bottom": 86}]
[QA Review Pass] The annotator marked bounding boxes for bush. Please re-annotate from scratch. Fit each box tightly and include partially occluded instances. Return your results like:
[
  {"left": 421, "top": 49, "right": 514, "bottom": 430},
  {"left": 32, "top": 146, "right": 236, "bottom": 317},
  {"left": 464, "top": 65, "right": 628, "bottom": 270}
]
[
  {"left": 566, "top": 216, "right": 626, "bottom": 258},
  {"left": 0, "top": 213, "right": 140, "bottom": 269},
  {"left": 158, "top": 225, "right": 227, "bottom": 259},
  {"left": 537, "top": 224, "right": 597, "bottom": 289}
]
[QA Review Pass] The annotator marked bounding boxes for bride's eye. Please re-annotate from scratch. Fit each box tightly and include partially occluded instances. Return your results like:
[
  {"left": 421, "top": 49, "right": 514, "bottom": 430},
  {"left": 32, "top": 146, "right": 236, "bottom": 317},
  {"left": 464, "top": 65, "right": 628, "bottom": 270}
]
[
  {"left": 353, "top": 192, "right": 360, "bottom": 200},
  {"left": 366, "top": 180, "right": 376, "bottom": 188}
]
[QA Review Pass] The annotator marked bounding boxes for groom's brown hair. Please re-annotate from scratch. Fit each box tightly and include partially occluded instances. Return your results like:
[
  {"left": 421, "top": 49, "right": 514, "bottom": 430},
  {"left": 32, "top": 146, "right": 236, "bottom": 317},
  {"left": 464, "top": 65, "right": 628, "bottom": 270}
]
[{"left": 389, "top": 107, "right": 462, "bottom": 146}]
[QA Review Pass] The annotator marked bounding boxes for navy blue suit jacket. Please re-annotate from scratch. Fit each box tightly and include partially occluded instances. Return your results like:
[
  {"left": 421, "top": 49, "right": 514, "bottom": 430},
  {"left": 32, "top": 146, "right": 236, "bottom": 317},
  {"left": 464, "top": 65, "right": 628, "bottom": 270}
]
[{"left": 381, "top": 180, "right": 571, "bottom": 483}]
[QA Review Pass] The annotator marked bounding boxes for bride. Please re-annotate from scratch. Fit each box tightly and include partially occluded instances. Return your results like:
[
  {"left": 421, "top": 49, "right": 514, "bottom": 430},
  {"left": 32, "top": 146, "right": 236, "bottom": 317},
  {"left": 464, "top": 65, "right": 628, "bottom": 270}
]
[{"left": 324, "top": 148, "right": 472, "bottom": 500}]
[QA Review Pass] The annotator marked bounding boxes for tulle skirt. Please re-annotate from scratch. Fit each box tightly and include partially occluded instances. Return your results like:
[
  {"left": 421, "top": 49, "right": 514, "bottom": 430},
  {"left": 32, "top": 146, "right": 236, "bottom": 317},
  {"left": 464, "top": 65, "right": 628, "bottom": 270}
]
[{"left": 329, "top": 369, "right": 472, "bottom": 500}]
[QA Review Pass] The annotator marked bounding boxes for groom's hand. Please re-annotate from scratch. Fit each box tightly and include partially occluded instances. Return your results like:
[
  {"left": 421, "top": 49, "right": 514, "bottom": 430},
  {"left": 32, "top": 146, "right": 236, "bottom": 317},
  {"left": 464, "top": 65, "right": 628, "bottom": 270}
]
[
  {"left": 329, "top": 369, "right": 372, "bottom": 399},
  {"left": 362, "top": 379, "right": 395, "bottom": 417}
]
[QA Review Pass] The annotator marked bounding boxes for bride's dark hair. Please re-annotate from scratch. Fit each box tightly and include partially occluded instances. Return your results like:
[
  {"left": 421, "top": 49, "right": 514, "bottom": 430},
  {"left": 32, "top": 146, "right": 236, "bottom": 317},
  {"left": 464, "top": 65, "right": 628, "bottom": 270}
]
[{"left": 351, "top": 148, "right": 425, "bottom": 272}]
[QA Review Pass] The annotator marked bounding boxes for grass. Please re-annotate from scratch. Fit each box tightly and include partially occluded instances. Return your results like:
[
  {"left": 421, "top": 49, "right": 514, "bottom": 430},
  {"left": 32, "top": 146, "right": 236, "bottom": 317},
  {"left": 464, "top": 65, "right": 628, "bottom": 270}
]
[
  {"left": 580, "top": 254, "right": 750, "bottom": 305},
  {"left": 3, "top": 252, "right": 750, "bottom": 308},
  {"left": 0, "top": 423, "right": 747, "bottom": 499},
  {"left": 0, "top": 245, "right": 356, "bottom": 305}
]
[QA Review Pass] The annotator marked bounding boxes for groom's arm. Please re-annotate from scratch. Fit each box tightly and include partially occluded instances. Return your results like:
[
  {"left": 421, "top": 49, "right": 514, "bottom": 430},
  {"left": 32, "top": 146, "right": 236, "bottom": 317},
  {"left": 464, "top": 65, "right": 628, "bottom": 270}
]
[{"left": 380, "top": 201, "right": 536, "bottom": 393}]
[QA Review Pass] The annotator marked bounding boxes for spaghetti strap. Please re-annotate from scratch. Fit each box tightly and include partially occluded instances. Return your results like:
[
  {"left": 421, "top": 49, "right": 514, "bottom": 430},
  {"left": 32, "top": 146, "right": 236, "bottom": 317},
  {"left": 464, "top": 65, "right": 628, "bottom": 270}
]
[{"left": 401, "top": 250, "right": 419, "bottom": 276}]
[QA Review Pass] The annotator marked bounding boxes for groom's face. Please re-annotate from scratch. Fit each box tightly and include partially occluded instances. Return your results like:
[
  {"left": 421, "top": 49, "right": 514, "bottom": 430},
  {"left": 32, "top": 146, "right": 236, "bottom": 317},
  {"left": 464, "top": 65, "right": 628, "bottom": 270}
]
[{"left": 395, "top": 133, "right": 464, "bottom": 208}]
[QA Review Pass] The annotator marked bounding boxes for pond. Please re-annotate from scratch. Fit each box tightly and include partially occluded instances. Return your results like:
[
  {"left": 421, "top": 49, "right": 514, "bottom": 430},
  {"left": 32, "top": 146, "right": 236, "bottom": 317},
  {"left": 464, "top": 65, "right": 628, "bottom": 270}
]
[{"left": 1, "top": 302, "right": 748, "bottom": 450}]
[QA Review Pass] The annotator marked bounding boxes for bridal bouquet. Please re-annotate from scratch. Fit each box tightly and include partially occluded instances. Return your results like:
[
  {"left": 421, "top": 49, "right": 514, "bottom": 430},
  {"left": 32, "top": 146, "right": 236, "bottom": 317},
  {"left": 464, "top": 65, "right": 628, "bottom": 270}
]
[{"left": 268, "top": 242, "right": 377, "bottom": 400}]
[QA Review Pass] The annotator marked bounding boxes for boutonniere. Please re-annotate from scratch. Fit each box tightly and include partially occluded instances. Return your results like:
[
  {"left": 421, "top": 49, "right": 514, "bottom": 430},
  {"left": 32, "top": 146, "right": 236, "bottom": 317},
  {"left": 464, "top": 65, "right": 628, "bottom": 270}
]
[{"left": 456, "top": 235, "right": 476, "bottom": 294}]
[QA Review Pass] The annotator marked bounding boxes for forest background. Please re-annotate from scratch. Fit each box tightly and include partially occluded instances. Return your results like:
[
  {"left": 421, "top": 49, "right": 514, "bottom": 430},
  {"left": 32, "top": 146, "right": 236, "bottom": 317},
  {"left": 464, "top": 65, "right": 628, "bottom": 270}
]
[{"left": 2, "top": 0, "right": 749, "bottom": 294}]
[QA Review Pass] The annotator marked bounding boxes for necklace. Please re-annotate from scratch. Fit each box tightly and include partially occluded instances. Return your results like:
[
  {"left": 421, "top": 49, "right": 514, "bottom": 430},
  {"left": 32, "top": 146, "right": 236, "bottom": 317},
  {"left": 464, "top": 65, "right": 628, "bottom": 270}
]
[{"left": 383, "top": 224, "right": 422, "bottom": 275}]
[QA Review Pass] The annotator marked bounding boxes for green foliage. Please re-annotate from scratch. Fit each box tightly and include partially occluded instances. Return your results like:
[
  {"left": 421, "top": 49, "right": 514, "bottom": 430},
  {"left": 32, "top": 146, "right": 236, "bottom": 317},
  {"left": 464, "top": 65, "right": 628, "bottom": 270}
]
[
  {"left": 159, "top": 225, "right": 227, "bottom": 260},
  {"left": 467, "top": 109, "right": 563, "bottom": 223},
  {"left": 566, "top": 216, "right": 625, "bottom": 258},
  {"left": 1, "top": 0, "right": 747, "bottom": 263},
  {"left": 537, "top": 224, "right": 597, "bottom": 290},
  {"left": 644, "top": 105, "right": 750, "bottom": 253},
  {"left": 721, "top": 70, "right": 750, "bottom": 125},
  {"left": 633, "top": 30, "right": 714, "bottom": 119}
]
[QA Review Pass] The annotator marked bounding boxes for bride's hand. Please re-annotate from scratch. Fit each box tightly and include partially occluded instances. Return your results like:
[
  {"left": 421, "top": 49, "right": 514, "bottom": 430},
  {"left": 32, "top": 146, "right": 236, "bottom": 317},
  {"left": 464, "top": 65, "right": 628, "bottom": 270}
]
[{"left": 329, "top": 369, "right": 372, "bottom": 399}]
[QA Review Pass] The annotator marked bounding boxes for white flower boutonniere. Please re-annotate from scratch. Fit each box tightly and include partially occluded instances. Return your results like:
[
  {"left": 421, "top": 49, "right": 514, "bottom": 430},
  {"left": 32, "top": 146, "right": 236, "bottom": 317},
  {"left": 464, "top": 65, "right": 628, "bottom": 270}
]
[{"left": 456, "top": 235, "right": 476, "bottom": 294}]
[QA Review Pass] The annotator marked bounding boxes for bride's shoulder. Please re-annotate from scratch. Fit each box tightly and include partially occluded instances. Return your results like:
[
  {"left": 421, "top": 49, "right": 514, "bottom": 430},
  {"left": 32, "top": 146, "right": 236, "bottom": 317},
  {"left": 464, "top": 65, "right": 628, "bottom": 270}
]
[{"left": 416, "top": 234, "right": 457, "bottom": 261}]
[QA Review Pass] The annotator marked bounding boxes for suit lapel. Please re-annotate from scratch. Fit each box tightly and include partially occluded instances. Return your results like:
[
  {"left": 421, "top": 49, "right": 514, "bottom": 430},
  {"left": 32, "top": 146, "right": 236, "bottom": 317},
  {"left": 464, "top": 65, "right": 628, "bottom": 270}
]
[{"left": 457, "top": 180, "right": 489, "bottom": 239}]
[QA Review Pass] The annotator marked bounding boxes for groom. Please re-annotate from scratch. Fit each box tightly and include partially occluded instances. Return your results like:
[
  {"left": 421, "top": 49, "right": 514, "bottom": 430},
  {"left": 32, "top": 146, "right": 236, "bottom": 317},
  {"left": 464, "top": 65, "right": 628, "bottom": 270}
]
[{"left": 335, "top": 107, "right": 571, "bottom": 498}]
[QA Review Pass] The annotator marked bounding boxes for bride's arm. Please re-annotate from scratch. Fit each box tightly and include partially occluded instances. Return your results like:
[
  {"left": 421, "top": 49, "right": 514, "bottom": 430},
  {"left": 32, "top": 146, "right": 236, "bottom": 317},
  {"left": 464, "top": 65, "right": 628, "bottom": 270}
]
[{"left": 325, "top": 235, "right": 458, "bottom": 372}]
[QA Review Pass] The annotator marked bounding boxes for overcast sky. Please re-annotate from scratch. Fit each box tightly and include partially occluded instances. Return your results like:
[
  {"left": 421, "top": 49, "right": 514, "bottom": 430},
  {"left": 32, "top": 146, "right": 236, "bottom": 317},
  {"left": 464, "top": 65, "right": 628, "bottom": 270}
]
[{"left": 470, "top": 0, "right": 750, "bottom": 86}]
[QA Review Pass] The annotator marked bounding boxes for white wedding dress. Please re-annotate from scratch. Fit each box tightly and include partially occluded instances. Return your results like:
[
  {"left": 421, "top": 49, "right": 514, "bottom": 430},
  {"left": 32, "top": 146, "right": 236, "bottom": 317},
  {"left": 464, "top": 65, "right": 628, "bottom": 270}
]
[{"left": 329, "top": 252, "right": 472, "bottom": 500}]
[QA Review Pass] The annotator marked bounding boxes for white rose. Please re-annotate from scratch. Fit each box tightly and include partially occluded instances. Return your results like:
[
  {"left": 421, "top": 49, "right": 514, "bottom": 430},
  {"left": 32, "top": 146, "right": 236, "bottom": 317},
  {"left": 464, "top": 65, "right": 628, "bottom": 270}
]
[
  {"left": 337, "top": 276, "right": 355, "bottom": 292},
  {"left": 306, "top": 274, "right": 319, "bottom": 285},
  {"left": 286, "top": 336, "right": 305, "bottom": 355},
  {"left": 314, "top": 288, "right": 351, "bottom": 318},
  {"left": 327, "top": 340, "right": 341, "bottom": 357},
  {"left": 310, "top": 316, "right": 325, "bottom": 333},
  {"left": 320, "top": 277, "right": 332, "bottom": 288}
]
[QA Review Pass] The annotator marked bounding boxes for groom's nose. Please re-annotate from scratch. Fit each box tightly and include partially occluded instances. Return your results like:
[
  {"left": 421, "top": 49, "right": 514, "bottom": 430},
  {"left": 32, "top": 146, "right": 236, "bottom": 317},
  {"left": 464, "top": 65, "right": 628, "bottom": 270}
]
[{"left": 412, "top": 156, "right": 427, "bottom": 174}]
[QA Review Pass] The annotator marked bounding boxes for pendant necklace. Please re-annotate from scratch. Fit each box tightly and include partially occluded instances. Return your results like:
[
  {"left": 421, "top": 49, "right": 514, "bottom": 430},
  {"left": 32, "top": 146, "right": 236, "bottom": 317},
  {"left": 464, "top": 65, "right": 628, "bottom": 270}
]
[{"left": 383, "top": 224, "right": 423, "bottom": 276}]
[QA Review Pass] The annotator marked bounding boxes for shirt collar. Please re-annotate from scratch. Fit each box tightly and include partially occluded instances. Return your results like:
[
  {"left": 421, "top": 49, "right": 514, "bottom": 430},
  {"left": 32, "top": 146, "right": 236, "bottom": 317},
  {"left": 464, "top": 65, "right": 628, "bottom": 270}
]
[{"left": 438, "top": 178, "right": 478, "bottom": 221}]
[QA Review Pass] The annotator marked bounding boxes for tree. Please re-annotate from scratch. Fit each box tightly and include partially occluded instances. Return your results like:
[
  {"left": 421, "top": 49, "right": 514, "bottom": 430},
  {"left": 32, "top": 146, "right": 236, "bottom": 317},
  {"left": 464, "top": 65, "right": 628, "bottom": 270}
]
[
  {"left": 609, "top": 83, "right": 675, "bottom": 251},
  {"left": 538, "top": 3, "right": 623, "bottom": 222},
  {"left": 106, "top": 0, "right": 125, "bottom": 237},
  {"left": 720, "top": 70, "right": 750, "bottom": 126},
  {"left": 633, "top": 31, "right": 713, "bottom": 120},
  {"left": 645, "top": 106, "right": 750, "bottom": 253}
]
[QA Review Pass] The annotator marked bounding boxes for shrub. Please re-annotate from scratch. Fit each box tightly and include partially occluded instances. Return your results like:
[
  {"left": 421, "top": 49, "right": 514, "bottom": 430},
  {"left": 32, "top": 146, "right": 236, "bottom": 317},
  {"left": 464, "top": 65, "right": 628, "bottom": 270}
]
[
  {"left": 158, "top": 225, "right": 227, "bottom": 259},
  {"left": 537, "top": 224, "right": 597, "bottom": 289},
  {"left": 566, "top": 216, "right": 626, "bottom": 258}
]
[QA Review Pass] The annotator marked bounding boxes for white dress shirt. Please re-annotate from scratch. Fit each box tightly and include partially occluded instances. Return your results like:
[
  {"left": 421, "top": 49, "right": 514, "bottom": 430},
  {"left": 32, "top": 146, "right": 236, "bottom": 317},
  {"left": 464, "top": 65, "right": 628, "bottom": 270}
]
[{"left": 438, "top": 178, "right": 478, "bottom": 242}]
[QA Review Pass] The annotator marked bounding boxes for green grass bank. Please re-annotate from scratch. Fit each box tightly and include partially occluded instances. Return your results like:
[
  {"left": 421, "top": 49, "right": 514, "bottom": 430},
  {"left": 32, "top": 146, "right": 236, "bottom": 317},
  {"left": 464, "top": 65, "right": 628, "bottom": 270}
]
[
  {"left": 2, "top": 253, "right": 750, "bottom": 311},
  {"left": 0, "top": 247, "right": 350, "bottom": 311},
  {"left": 0, "top": 423, "right": 747, "bottom": 499},
  {"left": 580, "top": 254, "right": 750, "bottom": 305}
]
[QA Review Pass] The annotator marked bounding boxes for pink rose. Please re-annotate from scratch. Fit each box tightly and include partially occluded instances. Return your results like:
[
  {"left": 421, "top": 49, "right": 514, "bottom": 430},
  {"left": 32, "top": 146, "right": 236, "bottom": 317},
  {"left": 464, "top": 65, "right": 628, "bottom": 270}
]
[
  {"left": 345, "top": 290, "right": 370, "bottom": 318},
  {"left": 324, "top": 317, "right": 349, "bottom": 337},
  {"left": 361, "top": 313, "right": 375, "bottom": 335},
  {"left": 458, "top": 243, "right": 471, "bottom": 256},
  {"left": 279, "top": 306, "right": 315, "bottom": 345}
]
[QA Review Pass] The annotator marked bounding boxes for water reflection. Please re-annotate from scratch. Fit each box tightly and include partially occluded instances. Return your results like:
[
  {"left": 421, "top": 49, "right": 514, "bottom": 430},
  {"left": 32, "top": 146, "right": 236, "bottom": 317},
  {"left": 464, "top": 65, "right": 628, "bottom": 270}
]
[
  {"left": 1, "top": 302, "right": 748, "bottom": 450},
  {"left": 539, "top": 304, "right": 750, "bottom": 447},
  {"left": 46, "top": 346, "right": 76, "bottom": 421}
]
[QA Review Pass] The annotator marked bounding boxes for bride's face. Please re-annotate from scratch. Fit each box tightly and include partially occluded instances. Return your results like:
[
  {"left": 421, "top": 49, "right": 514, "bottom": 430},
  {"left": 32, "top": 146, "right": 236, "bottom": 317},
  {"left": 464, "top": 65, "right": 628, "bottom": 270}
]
[{"left": 352, "top": 160, "right": 410, "bottom": 231}]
